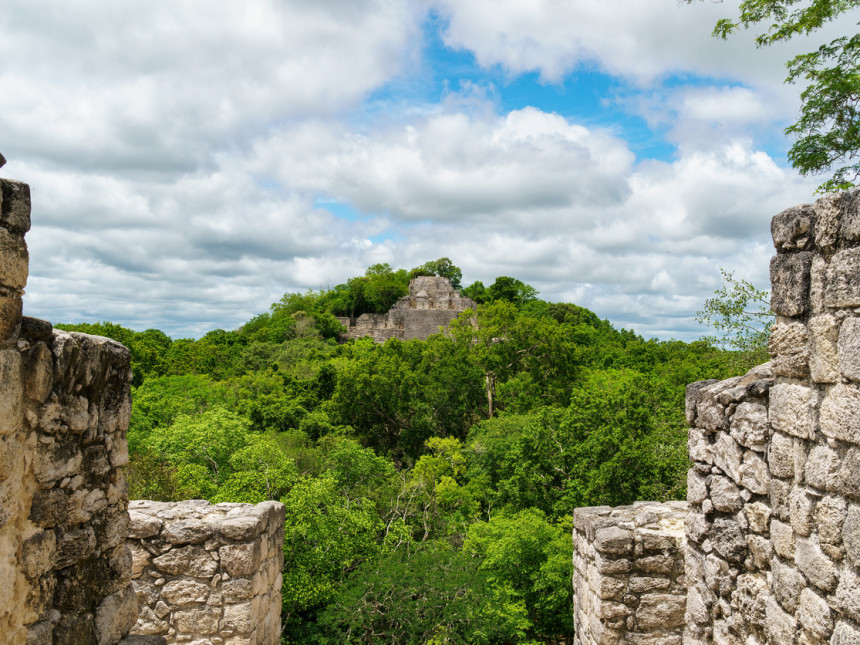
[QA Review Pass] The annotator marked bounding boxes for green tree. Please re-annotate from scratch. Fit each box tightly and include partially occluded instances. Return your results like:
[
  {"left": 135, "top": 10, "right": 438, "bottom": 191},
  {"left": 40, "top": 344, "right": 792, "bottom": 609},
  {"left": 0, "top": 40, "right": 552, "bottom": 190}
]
[
  {"left": 688, "top": 0, "right": 860, "bottom": 190},
  {"left": 696, "top": 269, "right": 773, "bottom": 371},
  {"left": 411, "top": 257, "right": 464, "bottom": 290}
]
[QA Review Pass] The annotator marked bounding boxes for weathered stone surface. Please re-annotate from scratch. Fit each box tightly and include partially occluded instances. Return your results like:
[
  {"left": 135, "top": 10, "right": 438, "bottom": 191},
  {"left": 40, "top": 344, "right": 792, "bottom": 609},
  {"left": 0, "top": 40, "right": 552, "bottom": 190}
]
[
  {"left": 770, "top": 321, "right": 809, "bottom": 377},
  {"left": 832, "top": 621, "right": 860, "bottom": 645},
  {"left": 821, "top": 383, "right": 860, "bottom": 445},
  {"left": 797, "top": 587, "right": 832, "bottom": 640},
  {"left": 805, "top": 444, "right": 841, "bottom": 491},
  {"left": 772, "top": 556, "right": 805, "bottom": 613},
  {"left": 795, "top": 536, "right": 838, "bottom": 592},
  {"left": 789, "top": 488, "right": 815, "bottom": 537},
  {"left": 771, "top": 251, "right": 813, "bottom": 316},
  {"left": 636, "top": 594, "right": 686, "bottom": 630},
  {"left": 769, "top": 432, "right": 795, "bottom": 479},
  {"left": 0, "top": 178, "right": 31, "bottom": 234},
  {"left": 766, "top": 595, "right": 798, "bottom": 643},
  {"left": 770, "top": 383, "right": 812, "bottom": 439},
  {"left": 128, "top": 501, "right": 284, "bottom": 644},
  {"left": 845, "top": 503, "right": 860, "bottom": 566},
  {"left": 840, "top": 317, "right": 860, "bottom": 381},
  {"left": 95, "top": 585, "right": 138, "bottom": 645},
  {"left": 772, "top": 204, "right": 814, "bottom": 252},
  {"left": 730, "top": 402, "right": 768, "bottom": 451},
  {"left": 739, "top": 450, "right": 769, "bottom": 495},
  {"left": 21, "top": 529, "right": 56, "bottom": 580},
  {"left": 837, "top": 448, "right": 860, "bottom": 499},
  {"left": 814, "top": 191, "right": 842, "bottom": 254},
  {"left": 710, "top": 476, "right": 742, "bottom": 513},
  {"left": 809, "top": 314, "right": 840, "bottom": 382},
  {"left": 0, "top": 228, "right": 28, "bottom": 290},
  {"left": 835, "top": 565, "right": 860, "bottom": 621},
  {"left": 152, "top": 545, "right": 217, "bottom": 578},
  {"left": 826, "top": 247, "right": 860, "bottom": 307}
]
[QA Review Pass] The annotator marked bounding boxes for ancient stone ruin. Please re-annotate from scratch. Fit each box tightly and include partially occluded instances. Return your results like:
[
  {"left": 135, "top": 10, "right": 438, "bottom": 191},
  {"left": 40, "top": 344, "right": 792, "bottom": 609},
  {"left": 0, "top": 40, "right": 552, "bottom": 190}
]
[
  {"left": 127, "top": 500, "right": 285, "bottom": 644},
  {"left": 339, "top": 275, "right": 477, "bottom": 342},
  {"left": 573, "top": 501, "right": 688, "bottom": 644},
  {"left": 0, "top": 171, "right": 285, "bottom": 644},
  {"left": 574, "top": 188, "right": 860, "bottom": 645}
]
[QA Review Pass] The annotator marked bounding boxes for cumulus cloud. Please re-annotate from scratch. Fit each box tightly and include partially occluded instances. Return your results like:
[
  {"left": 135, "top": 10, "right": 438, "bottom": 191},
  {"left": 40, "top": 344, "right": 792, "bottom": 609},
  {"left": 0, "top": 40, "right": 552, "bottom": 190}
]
[{"left": 1, "top": 0, "right": 833, "bottom": 340}]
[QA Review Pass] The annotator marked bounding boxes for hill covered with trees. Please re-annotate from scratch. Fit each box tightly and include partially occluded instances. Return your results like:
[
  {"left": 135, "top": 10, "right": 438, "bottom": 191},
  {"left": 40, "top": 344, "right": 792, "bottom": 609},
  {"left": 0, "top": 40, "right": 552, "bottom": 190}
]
[{"left": 58, "top": 260, "right": 749, "bottom": 644}]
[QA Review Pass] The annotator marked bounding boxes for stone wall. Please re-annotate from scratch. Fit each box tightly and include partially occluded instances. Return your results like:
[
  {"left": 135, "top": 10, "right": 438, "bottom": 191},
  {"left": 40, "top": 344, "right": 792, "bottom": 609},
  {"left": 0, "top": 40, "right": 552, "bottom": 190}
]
[
  {"left": 573, "top": 188, "right": 860, "bottom": 645},
  {"left": 572, "top": 501, "right": 689, "bottom": 645},
  {"left": 126, "top": 500, "right": 285, "bottom": 645},
  {"left": 0, "top": 172, "right": 142, "bottom": 643},
  {"left": 343, "top": 276, "right": 477, "bottom": 342},
  {"left": 684, "top": 189, "right": 860, "bottom": 644}
]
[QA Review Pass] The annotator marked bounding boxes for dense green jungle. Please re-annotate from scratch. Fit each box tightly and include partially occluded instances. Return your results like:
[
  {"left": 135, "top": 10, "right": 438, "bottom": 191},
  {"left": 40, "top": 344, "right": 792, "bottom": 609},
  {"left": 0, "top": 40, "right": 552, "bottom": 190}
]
[{"left": 58, "top": 260, "right": 758, "bottom": 644}]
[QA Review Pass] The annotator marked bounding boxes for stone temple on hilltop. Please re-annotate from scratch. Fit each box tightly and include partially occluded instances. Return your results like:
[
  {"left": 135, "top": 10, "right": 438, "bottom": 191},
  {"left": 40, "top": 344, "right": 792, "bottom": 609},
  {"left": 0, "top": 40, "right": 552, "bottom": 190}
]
[{"left": 339, "top": 275, "right": 477, "bottom": 342}]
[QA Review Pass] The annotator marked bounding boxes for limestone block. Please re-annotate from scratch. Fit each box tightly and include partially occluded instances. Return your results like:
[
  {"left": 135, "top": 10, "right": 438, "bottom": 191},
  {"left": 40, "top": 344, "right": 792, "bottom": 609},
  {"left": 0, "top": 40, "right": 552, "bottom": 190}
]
[
  {"left": 688, "top": 427, "right": 713, "bottom": 465},
  {"left": 0, "top": 349, "right": 22, "bottom": 436},
  {"left": 127, "top": 511, "right": 162, "bottom": 539},
  {"left": 840, "top": 317, "right": 860, "bottom": 382},
  {"left": 769, "top": 432, "right": 795, "bottom": 479},
  {"left": 710, "top": 476, "right": 742, "bottom": 513},
  {"left": 24, "top": 341, "right": 52, "bottom": 403},
  {"left": 687, "top": 380, "right": 718, "bottom": 425},
  {"left": 729, "top": 402, "right": 768, "bottom": 452},
  {"left": 55, "top": 526, "right": 97, "bottom": 569},
  {"left": 173, "top": 606, "right": 220, "bottom": 635},
  {"left": 795, "top": 536, "right": 838, "bottom": 592},
  {"left": 832, "top": 621, "right": 860, "bottom": 645},
  {"left": 769, "top": 321, "right": 809, "bottom": 377},
  {"left": 772, "top": 556, "right": 805, "bottom": 613},
  {"left": 21, "top": 529, "right": 57, "bottom": 580},
  {"left": 739, "top": 450, "right": 769, "bottom": 495},
  {"left": 769, "top": 383, "right": 812, "bottom": 440},
  {"left": 814, "top": 191, "right": 842, "bottom": 251},
  {"left": 845, "top": 503, "right": 860, "bottom": 566},
  {"left": 152, "top": 546, "right": 218, "bottom": 578},
  {"left": 220, "top": 511, "right": 268, "bottom": 541},
  {"left": 0, "top": 228, "right": 28, "bottom": 290},
  {"left": 594, "top": 526, "right": 634, "bottom": 555},
  {"left": 710, "top": 518, "right": 747, "bottom": 565},
  {"left": 160, "top": 579, "right": 210, "bottom": 606},
  {"left": 766, "top": 595, "right": 798, "bottom": 644},
  {"left": 95, "top": 585, "right": 138, "bottom": 645},
  {"left": 0, "top": 178, "right": 31, "bottom": 233},
  {"left": 797, "top": 587, "right": 832, "bottom": 641},
  {"left": 771, "top": 478, "right": 792, "bottom": 520},
  {"left": 162, "top": 519, "right": 214, "bottom": 545},
  {"left": 771, "top": 203, "right": 814, "bottom": 251},
  {"left": 746, "top": 533, "right": 772, "bottom": 568},
  {"left": 220, "top": 542, "right": 262, "bottom": 578},
  {"left": 771, "top": 519, "right": 795, "bottom": 560},
  {"left": 835, "top": 565, "right": 860, "bottom": 622},
  {"left": 811, "top": 254, "right": 827, "bottom": 314},
  {"left": 809, "top": 314, "right": 840, "bottom": 382},
  {"left": 733, "top": 573, "right": 768, "bottom": 629},
  {"left": 635, "top": 593, "right": 686, "bottom": 630},
  {"left": 805, "top": 444, "right": 841, "bottom": 491},
  {"left": 0, "top": 290, "right": 22, "bottom": 344},
  {"left": 816, "top": 495, "right": 847, "bottom": 545},
  {"left": 826, "top": 247, "right": 860, "bottom": 307},
  {"left": 770, "top": 251, "right": 813, "bottom": 316},
  {"left": 687, "top": 470, "right": 708, "bottom": 504},
  {"left": 713, "top": 433, "right": 743, "bottom": 483},
  {"left": 744, "top": 502, "right": 771, "bottom": 533},
  {"left": 841, "top": 186, "right": 860, "bottom": 241},
  {"left": 837, "top": 447, "right": 860, "bottom": 500},
  {"left": 789, "top": 488, "right": 815, "bottom": 537}
]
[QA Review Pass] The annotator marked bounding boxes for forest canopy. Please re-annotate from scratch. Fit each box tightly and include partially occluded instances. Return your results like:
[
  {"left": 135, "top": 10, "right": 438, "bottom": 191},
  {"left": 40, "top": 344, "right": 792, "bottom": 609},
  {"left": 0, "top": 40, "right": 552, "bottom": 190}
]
[{"left": 57, "top": 259, "right": 751, "bottom": 643}]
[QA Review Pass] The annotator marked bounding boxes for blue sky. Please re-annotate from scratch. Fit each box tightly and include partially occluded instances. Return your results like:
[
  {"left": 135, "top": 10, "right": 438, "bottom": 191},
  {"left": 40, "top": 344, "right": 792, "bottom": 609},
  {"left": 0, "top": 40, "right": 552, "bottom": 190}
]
[{"left": 1, "top": 0, "right": 844, "bottom": 340}]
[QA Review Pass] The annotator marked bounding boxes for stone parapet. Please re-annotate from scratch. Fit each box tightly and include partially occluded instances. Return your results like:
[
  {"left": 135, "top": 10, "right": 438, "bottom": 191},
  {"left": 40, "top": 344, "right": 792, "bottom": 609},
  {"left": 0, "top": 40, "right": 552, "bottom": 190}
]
[
  {"left": 572, "top": 501, "right": 688, "bottom": 645},
  {"left": 0, "top": 322, "right": 138, "bottom": 643},
  {"left": 0, "top": 177, "right": 30, "bottom": 348},
  {"left": 683, "top": 187, "right": 860, "bottom": 644},
  {"left": 127, "top": 500, "right": 285, "bottom": 645}
]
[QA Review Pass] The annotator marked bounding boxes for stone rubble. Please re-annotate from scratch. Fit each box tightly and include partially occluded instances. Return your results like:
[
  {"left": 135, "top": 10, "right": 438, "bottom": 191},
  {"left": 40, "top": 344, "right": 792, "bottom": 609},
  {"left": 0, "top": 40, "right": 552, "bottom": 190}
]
[{"left": 126, "top": 500, "right": 285, "bottom": 645}]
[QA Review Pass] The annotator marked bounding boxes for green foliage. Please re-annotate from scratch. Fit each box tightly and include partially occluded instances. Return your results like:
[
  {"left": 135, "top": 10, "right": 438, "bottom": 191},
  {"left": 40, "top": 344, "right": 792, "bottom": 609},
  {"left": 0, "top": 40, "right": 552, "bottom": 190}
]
[
  {"left": 106, "top": 259, "right": 745, "bottom": 642},
  {"left": 689, "top": 0, "right": 860, "bottom": 190},
  {"left": 464, "top": 509, "right": 574, "bottom": 639},
  {"left": 316, "top": 541, "right": 533, "bottom": 645},
  {"left": 696, "top": 269, "right": 773, "bottom": 372},
  {"left": 410, "top": 257, "right": 464, "bottom": 289}
]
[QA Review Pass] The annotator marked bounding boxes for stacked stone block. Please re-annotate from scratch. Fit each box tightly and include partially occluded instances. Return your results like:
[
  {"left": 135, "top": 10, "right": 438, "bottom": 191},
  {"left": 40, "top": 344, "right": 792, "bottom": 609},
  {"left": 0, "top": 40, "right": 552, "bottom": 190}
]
[
  {"left": 572, "top": 501, "right": 688, "bottom": 645},
  {"left": 0, "top": 171, "right": 142, "bottom": 644},
  {"left": 684, "top": 188, "right": 860, "bottom": 644},
  {"left": 127, "top": 500, "right": 285, "bottom": 645}
]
